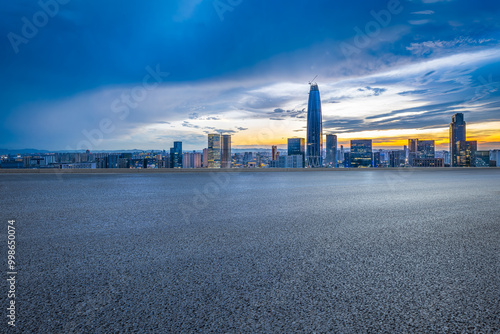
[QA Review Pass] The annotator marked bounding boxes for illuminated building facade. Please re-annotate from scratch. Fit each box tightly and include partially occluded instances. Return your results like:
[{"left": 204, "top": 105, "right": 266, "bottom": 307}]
[
  {"left": 208, "top": 134, "right": 221, "bottom": 168},
  {"left": 350, "top": 140, "right": 372, "bottom": 168},
  {"left": 221, "top": 134, "right": 232, "bottom": 168},
  {"left": 325, "top": 134, "right": 337, "bottom": 167}
]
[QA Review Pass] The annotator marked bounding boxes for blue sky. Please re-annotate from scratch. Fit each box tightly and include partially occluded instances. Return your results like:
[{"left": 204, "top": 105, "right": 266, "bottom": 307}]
[{"left": 1, "top": 0, "right": 499, "bottom": 150}]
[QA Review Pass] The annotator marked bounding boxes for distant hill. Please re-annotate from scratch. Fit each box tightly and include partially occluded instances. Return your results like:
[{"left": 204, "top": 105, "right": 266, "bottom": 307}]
[{"left": 0, "top": 148, "right": 50, "bottom": 155}]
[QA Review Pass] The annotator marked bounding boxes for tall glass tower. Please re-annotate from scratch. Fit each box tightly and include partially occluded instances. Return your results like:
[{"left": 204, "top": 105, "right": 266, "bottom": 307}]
[
  {"left": 208, "top": 134, "right": 221, "bottom": 168},
  {"left": 170, "top": 141, "right": 183, "bottom": 168},
  {"left": 221, "top": 134, "right": 232, "bottom": 168},
  {"left": 325, "top": 134, "right": 337, "bottom": 167},
  {"left": 306, "top": 83, "right": 323, "bottom": 167},
  {"left": 449, "top": 113, "right": 466, "bottom": 167}
]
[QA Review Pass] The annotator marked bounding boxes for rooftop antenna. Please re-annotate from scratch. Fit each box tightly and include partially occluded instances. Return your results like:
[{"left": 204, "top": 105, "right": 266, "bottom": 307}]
[{"left": 308, "top": 75, "right": 318, "bottom": 85}]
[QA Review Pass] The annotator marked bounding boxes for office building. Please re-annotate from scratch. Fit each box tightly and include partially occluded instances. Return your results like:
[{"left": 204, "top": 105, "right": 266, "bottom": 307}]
[
  {"left": 202, "top": 148, "right": 208, "bottom": 168},
  {"left": 411, "top": 158, "right": 444, "bottom": 167},
  {"left": 350, "top": 140, "right": 372, "bottom": 168},
  {"left": 389, "top": 150, "right": 406, "bottom": 167},
  {"left": 170, "top": 141, "right": 182, "bottom": 168},
  {"left": 278, "top": 155, "right": 303, "bottom": 168},
  {"left": 271, "top": 146, "right": 278, "bottom": 161},
  {"left": 408, "top": 139, "right": 435, "bottom": 166},
  {"left": 325, "top": 134, "right": 337, "bottom": 167},
  {"left": 472, "top": 151, "right": 490, "bottom": 167},
  {"left": 221, "top": 135, "right": 232, "bottom": 168},
  {"left": 288, "top": 138, "right": 305, "bottom": 167},
  {"left": 449, "top": 113, "right": 467, "bottom": 167},
  {"left": 456, "top": 140, "right": 477, "bottom": 167},
  {"left": 373, "top": 151, "right": 381, "bottom": 168},
  {"left": 490, "top": 150, "right": 500, "bottom": 167},
  {"left": 306, "top": 83, "right": 323, "bottom": 167},
  {"left": 183, "top": 151, "right": 202, "bottom": 168},
  {"left": 208, "top": 134, "right": 221, "bottom": 168}
]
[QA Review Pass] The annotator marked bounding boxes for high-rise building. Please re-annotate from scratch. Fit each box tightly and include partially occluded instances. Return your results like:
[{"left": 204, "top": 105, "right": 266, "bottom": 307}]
[
  {"left": 389, "top": 150, "right": 406, "bottom": 167},
  {"left": 202, "top": 148, "right": 208, "bottom": 168},
  {"left": 278, "top": 155, "right": 303, "bottom": 168},
  {"left": 350, "top": 140, "right": 372, "bottom": 168},
  {"left": 288, "top": 138, "right": 305, "bottom": 167},
  {"left": 449, "top": 113, "right": 466, "bottom": 167},
  {"left": 490, "top": 150, "right": 500, "bottom": 167},
  {"left": 457, "top": 140, "right": 477, "bottom": 167},
  {"left": 325, "top": 134, "right": 337, "bottom": 167},
  {"left": 373, "top": 151, "right": 381, "bottom": 168},
  {"left": 170, "top": 141, "right": 182, "bottom": 168},
  {"left": 408, "top": 139, "right": 418, "bottom": 165},
  {"left": 221, "top": 134, "right": 232, "bottom": 168},
  {"left": 473, "top": 151, "right": 490, "bottom": 167},
  {"left": 271, "top": 146, "right": 278, "bottom": 161},
  {"left": 417, "top": 140, "right": 435, "bottom": 159},
  {"left": 208, "top": 134, "right": 221, "bottom": 168},
  {"left": 183, "top": 151, "right": 202, "bottom": 168},
  {"left": 306, "top": 83, "right": 323, "bottom": 167},
  {"left": 408, "top": 139, "right": 435, "bottom": 166}
]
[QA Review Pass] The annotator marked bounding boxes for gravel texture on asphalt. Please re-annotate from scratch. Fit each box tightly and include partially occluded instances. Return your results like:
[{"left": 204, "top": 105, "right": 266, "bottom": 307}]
[{"left": 1, "top": 169, "right": 499, "bottom": 333}]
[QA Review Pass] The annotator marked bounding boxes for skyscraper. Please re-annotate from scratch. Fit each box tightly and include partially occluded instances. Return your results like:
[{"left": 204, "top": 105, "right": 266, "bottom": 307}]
[
  {"left": 417, "top": 140, "right": 435, "bottom": 159},
  {"left": 170, "top": 141, "right": 182, "bottom": 168},
  {"left": 408, "top": 139, "right": 435, "bottom": 166},
  {"left": 183, "top": 151, "right": 202, "bottom": 168},
  {"left": 221, "top": 134, "right": 232, "bottom": 168},
  {"left": 325, "top": 134, "right": 337, "bottom": 167},
  {"left": 202, "top": 148, "right": 208, "bottom": 168},
  {"left": 350, "top": 140, "right": 372, "bottom": 168},
  {"left": 208, "top": 134, "right": 221, "bottom": 168},
  {"left": 408, "top": 138, "right": 418, "bottom": 165},
  {"left": 449, "top": 113, "right": 466, "bottom": 167},
  {"left": 288, "top": 138, "right": 305, "bottom": 167},
  {"left": 306, "top": 83, "right": 322, "bottom": 167}
]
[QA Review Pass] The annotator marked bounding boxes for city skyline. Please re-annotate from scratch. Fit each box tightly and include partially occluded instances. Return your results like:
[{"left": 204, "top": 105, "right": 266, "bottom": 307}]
[{"left": 1, "top": 1, "right": 499, "bottom": 151}]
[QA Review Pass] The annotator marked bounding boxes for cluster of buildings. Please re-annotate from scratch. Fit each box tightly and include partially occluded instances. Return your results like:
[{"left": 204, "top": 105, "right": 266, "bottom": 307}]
[{"left": 1, "top": 84, "right": 498, "bottom": 170}]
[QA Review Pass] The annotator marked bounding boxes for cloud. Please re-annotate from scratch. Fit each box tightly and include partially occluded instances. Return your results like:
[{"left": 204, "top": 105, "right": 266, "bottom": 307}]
[
  {"left": 214, "top": 129, "right": 237, "bottom": 134},
  {"left": 364, "top": 87, "right": 387, "bottom": 96},
  {"left": 398, "top": 89, "right": 429, "bottom": 96},
  {"left": 408, "top": 19, "right": 430, "bottom": 25},
  {"left": 406, "top": 38, "right": 496, "bottom": 56},
  {"left": 182, "top": 121, "right": 200, "bottom": 129},
  {"left": 411, "top": 10, "right": 435, "bottom": 15}
]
